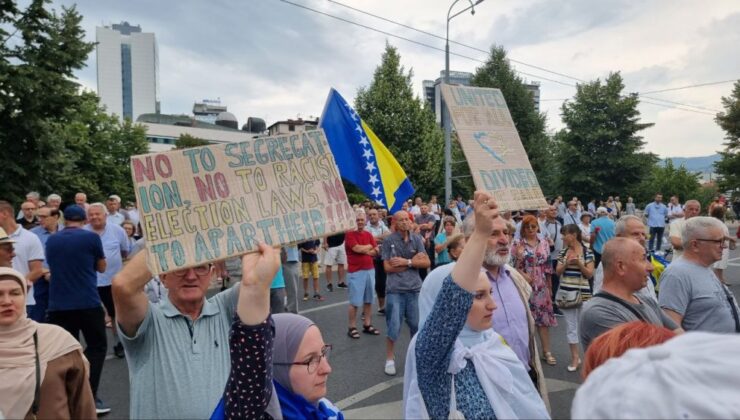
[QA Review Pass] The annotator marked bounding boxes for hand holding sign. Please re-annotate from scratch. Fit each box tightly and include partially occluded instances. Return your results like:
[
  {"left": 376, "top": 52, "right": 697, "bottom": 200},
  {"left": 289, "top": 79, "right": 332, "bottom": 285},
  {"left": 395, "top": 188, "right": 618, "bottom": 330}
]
[{"left": 237, "top": 241, "right": 281, "bottom": 326}]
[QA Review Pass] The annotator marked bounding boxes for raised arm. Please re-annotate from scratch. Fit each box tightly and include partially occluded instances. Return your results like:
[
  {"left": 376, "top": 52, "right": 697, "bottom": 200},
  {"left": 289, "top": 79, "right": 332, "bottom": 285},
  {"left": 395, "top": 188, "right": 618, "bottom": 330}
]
[
  {"left": 236, "top": 242, "right": 280, "bottom": 325},
  {"left": 221, "top": 242, "right": 280, "bottom": 419},
  {"left": 112, "top": 251, "right": 151, "bottom": 337},
  {"left": 451, "top": 191, "right": 498, "bottom": 292}
]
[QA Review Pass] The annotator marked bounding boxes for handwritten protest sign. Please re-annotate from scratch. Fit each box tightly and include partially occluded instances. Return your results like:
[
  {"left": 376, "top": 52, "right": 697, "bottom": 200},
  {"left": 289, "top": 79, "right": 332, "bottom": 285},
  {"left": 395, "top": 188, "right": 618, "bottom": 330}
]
[
  {"left": 440, "top": 84, "right": 548, "bottom": 211},
  {"left": 131, "top": 129, "right": 355, "bottom": 275}
]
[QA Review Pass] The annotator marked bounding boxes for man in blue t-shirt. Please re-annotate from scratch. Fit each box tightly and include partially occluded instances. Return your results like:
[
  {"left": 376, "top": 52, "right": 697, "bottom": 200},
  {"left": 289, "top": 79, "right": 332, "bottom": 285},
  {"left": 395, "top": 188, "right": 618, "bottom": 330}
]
[
  {"left": 590, "top": 207, "right": 616, "bottom": 267},
  {"left": 46, "top": 205, "right": 109, "bottom": 413}
]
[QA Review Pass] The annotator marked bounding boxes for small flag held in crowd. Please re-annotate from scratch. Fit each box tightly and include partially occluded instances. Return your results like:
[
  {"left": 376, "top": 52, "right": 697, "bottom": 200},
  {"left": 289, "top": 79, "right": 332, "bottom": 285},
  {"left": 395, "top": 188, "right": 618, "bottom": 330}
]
[{"left": 320, "top": 88, "right": 414, "bottom": 213}]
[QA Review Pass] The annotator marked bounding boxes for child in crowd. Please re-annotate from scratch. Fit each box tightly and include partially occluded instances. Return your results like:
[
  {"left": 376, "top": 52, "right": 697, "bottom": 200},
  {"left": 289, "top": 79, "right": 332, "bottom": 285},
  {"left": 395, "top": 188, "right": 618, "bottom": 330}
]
[{"left": 298, "top": 239, "right": 323, "bottom": 301}]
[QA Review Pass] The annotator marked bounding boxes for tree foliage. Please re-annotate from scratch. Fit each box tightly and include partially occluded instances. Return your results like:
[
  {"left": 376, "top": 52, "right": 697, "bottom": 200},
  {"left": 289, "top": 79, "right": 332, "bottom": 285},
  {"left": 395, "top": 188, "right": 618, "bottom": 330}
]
[
  {"left": 38, "top": 92, "right": 149, "bottom": 203},
  {"left": 0, "top": 0, "right": 147, "bottom": 204},
  {"left": 0, "top": 0, "right": 94, "bottom": 203},
  {"left": 471, "top": 45, "right": 556, "bottom": 196},
  {"left": 354, "top": 43, "right": 444, "bottom": 200},
  {"left": 175, "top": 134, "right": 210, "bottom": 149},
  {"left": 633, "top": 159, "right": 701, "bottom": 206},
  {"left": 714, "top": 80, "right": 740, "bottom": 195},
  {"left": 556, "top": 72, "right": 657, "bottom": 200}
]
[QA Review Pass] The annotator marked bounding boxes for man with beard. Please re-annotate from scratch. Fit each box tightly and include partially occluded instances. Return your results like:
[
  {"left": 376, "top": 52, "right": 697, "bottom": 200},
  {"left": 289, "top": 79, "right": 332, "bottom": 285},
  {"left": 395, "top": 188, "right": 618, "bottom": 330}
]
[{"left": 462, "top": 210, "right": 549, "bottom": 404}]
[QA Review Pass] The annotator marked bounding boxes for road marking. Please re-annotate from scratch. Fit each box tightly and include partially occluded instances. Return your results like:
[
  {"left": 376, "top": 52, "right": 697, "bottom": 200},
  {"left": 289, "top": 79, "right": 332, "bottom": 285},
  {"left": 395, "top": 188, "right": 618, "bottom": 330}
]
[
  {"left": 335, "top": 376, "right": 405, "bottom": 410},
  {"left": 299, "top": 300, "right": 350, "bottom": 315},
  {"left": 729, "top": 257, "right": 740, "bottom": 262},
  {"left": 728, "top": 263, "right": 740, "bottom": 267},
  {"left": 334, "top": 375, "right": 581, "bottom": 412}
]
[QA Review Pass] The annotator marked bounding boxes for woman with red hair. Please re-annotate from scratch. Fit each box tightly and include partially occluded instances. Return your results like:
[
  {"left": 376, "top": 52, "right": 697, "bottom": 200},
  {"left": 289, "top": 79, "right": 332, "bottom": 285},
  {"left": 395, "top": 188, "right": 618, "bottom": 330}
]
[
  {"left": 511, "top": 214, "right": 557, "bottom": 366},
  {"left": 583, "top": 321, "right": 676, "bottom": 379}
]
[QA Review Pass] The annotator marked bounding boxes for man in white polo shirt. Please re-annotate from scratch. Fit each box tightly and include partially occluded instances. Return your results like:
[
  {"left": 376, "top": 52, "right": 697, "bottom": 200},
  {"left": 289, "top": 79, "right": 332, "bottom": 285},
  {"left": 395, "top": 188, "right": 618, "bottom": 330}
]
[{"left": 0, "top": 200, "right": 44, "bottom": 310}]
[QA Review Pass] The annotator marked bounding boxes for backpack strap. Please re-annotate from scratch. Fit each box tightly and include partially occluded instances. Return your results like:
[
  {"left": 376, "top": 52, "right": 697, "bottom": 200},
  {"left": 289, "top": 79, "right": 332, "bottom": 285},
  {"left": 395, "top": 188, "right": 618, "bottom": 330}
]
[{"left": 593, "top": 292, "right": 646, "bottom": 322}]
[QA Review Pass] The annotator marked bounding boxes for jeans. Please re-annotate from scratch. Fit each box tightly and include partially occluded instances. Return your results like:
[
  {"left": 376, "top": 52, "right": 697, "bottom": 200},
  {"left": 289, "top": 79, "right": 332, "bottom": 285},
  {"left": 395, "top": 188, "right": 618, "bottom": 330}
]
[
  {"left": 48, "top": 306, "right": 107, "bottom": 397},
  {"left": 649, "top": 226, "right": 665, "bottom": 251},
  {"left": 385, "top": 291, "right": 419, "bottom": 341},
  {"left": 282, "top": 261, "right": 300, "bottom": 314}
]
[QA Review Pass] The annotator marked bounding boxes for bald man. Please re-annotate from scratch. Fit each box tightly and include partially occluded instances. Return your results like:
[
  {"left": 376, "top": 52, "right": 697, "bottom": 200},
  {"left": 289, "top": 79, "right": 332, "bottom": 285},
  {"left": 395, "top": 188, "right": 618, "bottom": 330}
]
[
  {"left": 579, "top": 238, "right": 679, "bottom": 350},
  {"left": 380, "top": 210, "right": 429, "bottom": 376}
]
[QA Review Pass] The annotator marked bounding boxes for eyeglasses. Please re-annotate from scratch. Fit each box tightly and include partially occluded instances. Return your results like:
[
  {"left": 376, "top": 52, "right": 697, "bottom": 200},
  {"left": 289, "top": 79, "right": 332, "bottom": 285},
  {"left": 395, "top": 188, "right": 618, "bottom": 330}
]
[
  {"left": 274, "top": 344, "right": 332, "bottom": 374},
  {"left": 695, "top": 238, "right": 729, "bottom": 248},
  {"left": 169, "top": 265, "right": 211, "bottom": 277},
  {"left": 525, "top": 225, "right": 538, "bottom": 229}
]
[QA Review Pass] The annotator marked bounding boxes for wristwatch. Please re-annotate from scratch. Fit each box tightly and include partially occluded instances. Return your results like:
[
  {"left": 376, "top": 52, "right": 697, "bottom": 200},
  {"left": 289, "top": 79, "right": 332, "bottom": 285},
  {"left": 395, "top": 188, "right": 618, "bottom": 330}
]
[{"left": 407, "top": 259, "right": 412, "bottom": 268}]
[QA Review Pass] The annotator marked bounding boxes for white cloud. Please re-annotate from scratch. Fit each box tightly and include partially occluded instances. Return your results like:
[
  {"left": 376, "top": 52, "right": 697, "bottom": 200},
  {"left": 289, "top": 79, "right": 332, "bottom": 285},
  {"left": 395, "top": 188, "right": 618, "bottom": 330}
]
[{"left": 53, "top": 0, "right": 739, "bottom": 157}]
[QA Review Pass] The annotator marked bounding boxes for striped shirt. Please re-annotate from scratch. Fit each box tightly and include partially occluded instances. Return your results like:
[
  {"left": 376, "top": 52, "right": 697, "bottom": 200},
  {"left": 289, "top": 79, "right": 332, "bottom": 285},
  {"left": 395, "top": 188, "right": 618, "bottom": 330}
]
[{"left": 557, "top": 247, "right": 593, "bottom": 302}]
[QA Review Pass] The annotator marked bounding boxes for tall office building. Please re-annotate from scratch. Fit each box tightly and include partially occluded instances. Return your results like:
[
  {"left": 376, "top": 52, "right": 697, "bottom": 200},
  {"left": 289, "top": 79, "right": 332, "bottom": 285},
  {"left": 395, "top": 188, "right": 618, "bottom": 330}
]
[
  {"left": 422, "top": 70, "right": 474, "bottom": 124},
  {"left": 422, "top": 70, "right": 541, "bottom": 122},
  {"left": 96, "top": 22, "right": 159, "bottom": 120}
]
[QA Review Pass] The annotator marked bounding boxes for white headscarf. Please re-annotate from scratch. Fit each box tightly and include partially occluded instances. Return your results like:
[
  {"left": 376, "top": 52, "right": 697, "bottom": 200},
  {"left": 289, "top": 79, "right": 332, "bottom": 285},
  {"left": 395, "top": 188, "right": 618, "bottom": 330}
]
[{"left": 403, "top": 263, "right": 550, "bottom": 419}]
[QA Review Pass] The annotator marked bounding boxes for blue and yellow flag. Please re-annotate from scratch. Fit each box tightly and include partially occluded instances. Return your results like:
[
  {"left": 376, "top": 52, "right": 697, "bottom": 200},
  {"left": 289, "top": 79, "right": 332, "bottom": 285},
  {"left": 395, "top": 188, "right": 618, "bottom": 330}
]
[{"left": 320, "top": 88, "right": 414, "bottom": 213}]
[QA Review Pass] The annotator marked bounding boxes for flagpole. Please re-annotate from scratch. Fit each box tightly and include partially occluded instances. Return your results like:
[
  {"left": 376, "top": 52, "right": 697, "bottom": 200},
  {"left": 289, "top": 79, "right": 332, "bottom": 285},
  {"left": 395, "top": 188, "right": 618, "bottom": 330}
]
[{"left": 444, "top": 0, "right": 483, "bottom": 206}]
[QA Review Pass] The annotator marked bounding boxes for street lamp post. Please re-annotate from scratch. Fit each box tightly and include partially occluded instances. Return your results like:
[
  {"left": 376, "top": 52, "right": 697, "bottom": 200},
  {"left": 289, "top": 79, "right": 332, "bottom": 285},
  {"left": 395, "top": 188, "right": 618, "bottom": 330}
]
[{"left": 444, "top": 0, "right": 482, "bottom": 206}]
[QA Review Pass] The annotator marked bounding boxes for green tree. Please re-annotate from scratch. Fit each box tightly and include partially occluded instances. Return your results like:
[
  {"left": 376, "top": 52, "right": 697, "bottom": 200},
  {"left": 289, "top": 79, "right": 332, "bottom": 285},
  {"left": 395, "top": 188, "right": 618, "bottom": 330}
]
[
  {"left": 39, "top": 92, "right": 149, "bottom": 203},
  {"left": 633, "top": 159, "right": 701, "bottom": 205},
  {"left": 0, "top": 0, "right": 95, "bottom": 203},
  {"left": 354, "top": 43, "right": 444, "bottom": 201},
  {"left": 471, "top": 45, "right": 555, "bottom": 195},
  {"left": 175, "top": 133, "right": 210, "bottom": 149},
  {"left": 714, "top": 80, "right": 740, "bottom": 196},
  {"left": 557, "top": 72, "right": 657, "bottom": 200}
]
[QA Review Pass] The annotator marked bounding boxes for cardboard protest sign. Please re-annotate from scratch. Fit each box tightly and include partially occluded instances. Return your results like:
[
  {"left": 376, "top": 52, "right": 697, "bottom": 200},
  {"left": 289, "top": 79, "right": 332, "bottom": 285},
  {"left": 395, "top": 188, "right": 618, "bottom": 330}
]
[
  {"left": 131, "top": 129, "right": 355, "bottom": 275},
  {"left": 440, "top": 84, "right": 548, "bottom": 211}
]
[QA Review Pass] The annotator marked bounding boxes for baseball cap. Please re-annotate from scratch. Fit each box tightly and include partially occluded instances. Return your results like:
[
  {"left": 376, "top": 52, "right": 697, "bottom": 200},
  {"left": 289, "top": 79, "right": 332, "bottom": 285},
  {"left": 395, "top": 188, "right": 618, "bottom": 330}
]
[
  {"left": 0, "top": 227, "right": 16, "bottom": 244},
  {"left": 596, "top": 206, "right": 608, "bottom": 214},
  {"left": 572, "top": 332, "right": 740, "bottom": 419},
  {"left": 63, "top": 205, "right": 87, "bottom": 221}
]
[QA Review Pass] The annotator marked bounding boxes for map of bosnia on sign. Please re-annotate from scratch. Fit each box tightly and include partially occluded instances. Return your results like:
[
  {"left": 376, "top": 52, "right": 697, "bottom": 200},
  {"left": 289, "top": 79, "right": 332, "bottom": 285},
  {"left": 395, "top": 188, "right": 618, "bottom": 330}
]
[
  {"left": 440, "top": 84, "right": 548, "bottom": 212},
  {"left": 131, "top": 129, "right": 356, "bottom": 275}
]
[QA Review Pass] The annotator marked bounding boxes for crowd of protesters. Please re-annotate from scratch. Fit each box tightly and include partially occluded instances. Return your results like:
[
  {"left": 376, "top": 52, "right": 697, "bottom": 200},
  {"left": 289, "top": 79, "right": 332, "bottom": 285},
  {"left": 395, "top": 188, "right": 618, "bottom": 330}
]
[{"left": 1, "top": 188, "right": 739, "bottom": 419}]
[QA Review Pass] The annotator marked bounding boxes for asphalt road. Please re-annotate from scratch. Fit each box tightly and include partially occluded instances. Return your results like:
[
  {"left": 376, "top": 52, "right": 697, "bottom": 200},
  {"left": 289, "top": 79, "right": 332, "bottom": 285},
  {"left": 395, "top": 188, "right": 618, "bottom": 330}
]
[{"left": 97, "top": 225, "right": 740, "bottom": 419}]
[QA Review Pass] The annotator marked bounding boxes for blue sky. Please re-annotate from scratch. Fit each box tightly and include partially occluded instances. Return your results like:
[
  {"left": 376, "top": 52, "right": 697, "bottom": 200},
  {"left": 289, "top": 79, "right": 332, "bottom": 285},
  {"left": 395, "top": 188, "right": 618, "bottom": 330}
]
[{"left": 54, "top": 0, "right": 740, "bottom": 157}]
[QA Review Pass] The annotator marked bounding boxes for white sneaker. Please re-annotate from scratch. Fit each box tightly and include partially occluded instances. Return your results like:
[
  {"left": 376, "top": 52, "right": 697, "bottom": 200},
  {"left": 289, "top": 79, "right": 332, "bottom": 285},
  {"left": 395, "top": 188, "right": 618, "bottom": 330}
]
[{"left": 384, "top": 359, "right": 396, "bottom": 376}]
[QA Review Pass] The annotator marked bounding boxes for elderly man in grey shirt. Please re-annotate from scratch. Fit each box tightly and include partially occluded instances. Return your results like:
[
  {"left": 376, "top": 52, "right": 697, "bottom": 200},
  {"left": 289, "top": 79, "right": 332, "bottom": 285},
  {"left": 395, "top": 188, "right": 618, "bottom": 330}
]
[
  {"left": 112, "top": 246, "right": 280, "bottom": 419},
  {"left": 580, "top": 238, "right": 679, "bottom": 350},
  {"left": 659, "top": 216, "right": 740, "bottom": 333},
  {"left": 381, "top": 210, "right": 429, "bottom": 376}
]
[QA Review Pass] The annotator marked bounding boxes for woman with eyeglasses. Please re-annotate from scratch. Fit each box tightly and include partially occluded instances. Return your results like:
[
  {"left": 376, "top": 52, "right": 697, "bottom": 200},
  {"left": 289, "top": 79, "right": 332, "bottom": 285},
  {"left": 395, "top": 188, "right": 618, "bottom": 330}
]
[
  {"left": 511, "top": 215, "right": 558, "bottom": 366},
  {"left": 210, "top": 245, "right": 342, "bottom": 420}
]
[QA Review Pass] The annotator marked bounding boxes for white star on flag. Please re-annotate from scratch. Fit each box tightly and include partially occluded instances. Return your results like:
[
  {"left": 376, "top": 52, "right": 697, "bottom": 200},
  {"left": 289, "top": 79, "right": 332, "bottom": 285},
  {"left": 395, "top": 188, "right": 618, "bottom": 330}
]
[
  {"left": 365, "top": 161, "right": 376, "bottom": 172},
  {"left": 368, "top": 174, "right": 379, "bottom": 184},
  {"left": 362, "top": 148, "right": 373, "bottom": 159},
  {"left": 375, "top": 198, "right": 385, "bottom": 206},
  {"left": 359, "top": 136, "right": 369, "bottom": 147},
  {"left": 371, "top": 187, "right": 382, "bottom": 197}
]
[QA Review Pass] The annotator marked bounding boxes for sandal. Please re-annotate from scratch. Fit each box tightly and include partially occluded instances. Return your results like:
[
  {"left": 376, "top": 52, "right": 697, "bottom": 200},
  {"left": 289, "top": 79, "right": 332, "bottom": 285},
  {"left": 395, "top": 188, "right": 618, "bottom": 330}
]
[
  {"left": 543, "top": 352, "right": 557, "bottom": 366},
  {"left": 362, "top": 325, "right": 380, "bottom": 335},
  {"left": 567, "top": 359, "right": 581, "bottom": 372},
  {"left": 347, "top": 327, "right": 360, "bottom": 339}
]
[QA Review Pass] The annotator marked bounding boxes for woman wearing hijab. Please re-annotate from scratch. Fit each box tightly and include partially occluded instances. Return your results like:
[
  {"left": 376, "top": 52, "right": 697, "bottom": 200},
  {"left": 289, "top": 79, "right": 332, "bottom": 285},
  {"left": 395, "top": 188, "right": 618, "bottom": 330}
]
[
  {"left": 211, "top": 243, "right": 343, "bottom": 420},
  {"left": 403, "top": 192, "right": 550, "bottom": 419},
  {"left": 0, "top": 267, "right": 96, "bottom": 419}
]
